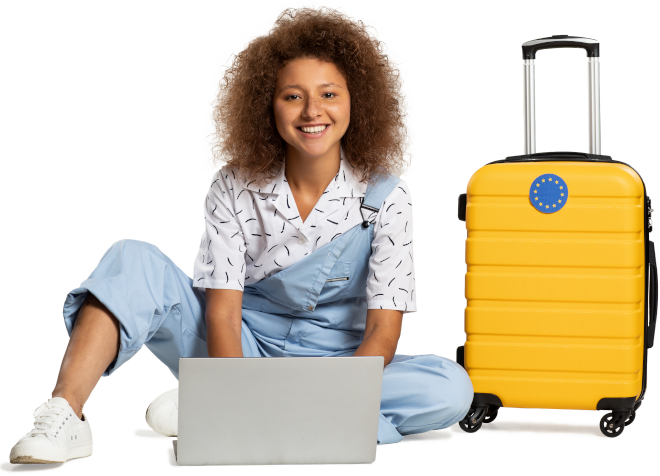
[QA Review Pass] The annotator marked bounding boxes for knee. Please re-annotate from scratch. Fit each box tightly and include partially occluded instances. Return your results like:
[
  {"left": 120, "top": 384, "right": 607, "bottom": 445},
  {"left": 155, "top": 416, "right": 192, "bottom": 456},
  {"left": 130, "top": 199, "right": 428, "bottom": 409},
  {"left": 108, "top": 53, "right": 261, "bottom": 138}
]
[
  {"left": 417, "top": 355, "right": 474, "bottom": 426},
  {"left": 106, "top": 239, "right": 162, "bottom": 258},
  {"left": 113, "top": 239, "right": 155, "bottom": 251},
  {"left": 442, "top": 359, "right": 474, "bottom": 423}
]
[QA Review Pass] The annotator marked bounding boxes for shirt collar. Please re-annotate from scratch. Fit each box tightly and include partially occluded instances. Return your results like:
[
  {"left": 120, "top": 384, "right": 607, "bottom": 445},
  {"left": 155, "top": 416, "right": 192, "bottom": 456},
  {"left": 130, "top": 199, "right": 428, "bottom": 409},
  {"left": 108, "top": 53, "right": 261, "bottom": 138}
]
[
  {"left": 240, "top": 153, "right": 367, "bottom": 198},
  {"left": 333, "top": 156, "right": 368, "bottom": 198},
  {"left": 241, "top": 162, "right": 286, "bottom": 195}
]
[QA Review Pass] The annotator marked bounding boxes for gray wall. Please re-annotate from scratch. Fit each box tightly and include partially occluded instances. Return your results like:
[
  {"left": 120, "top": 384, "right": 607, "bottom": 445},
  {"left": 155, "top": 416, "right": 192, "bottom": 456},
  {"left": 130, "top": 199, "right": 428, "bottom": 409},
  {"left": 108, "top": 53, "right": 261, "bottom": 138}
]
[{"left": 59, "top": 0, "right": 658, "bottom": 356}]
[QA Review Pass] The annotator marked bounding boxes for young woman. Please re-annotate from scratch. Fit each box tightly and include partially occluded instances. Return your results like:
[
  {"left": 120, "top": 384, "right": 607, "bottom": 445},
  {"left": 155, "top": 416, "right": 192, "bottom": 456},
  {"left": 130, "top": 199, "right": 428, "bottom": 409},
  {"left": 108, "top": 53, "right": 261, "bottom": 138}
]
[{"left": 10, "top": 8, "right": 473, "bottom": 464}]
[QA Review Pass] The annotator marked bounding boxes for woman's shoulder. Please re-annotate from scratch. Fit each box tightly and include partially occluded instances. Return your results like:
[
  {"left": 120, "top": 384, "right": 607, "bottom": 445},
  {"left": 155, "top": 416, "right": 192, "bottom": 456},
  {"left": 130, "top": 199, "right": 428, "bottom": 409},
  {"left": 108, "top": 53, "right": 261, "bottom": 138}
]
[
  {"left": 209, "top": 165, "right": 247, "bottom": 188},
  {"left": 380, "top": 177, "right": 412, "bottom": 202}
]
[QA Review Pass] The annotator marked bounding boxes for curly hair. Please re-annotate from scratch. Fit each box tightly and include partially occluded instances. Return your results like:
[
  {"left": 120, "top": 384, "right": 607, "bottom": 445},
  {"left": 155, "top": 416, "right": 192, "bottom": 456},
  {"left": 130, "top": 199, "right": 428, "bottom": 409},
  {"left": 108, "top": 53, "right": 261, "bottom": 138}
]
[{"left": 211, "top": 7, "right": 409, "bottom": 185}]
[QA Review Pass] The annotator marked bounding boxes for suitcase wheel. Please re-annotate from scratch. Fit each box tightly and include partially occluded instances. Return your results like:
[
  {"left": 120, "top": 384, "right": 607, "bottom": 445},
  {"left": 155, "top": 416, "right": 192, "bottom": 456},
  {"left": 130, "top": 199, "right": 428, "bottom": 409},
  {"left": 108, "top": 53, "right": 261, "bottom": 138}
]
[
  {"left": 624, "top": 410, "right": 636, "bottom": 426},
  {"left": 483, "top": 407, "right": 498, "bottom": 424},
  {"left": 458, "top": 408, "right": 484, "bottom": 433},
  {"left": 600, "top": 412, "right": 629, "bottom": 438}
]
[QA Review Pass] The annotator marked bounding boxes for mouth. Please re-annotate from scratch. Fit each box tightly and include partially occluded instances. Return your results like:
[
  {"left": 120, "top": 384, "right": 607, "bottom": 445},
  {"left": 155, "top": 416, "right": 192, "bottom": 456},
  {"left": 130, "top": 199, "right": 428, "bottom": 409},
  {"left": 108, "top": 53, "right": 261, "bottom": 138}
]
[{"left": 297, "top": 124, "right": 329, "bottom": 136}]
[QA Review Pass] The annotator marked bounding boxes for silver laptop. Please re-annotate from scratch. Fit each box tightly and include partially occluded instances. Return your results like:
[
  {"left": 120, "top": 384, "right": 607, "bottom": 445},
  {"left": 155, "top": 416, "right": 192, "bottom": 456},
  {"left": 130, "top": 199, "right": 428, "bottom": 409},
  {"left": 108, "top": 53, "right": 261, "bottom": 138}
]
[{"left": 175, "top": 356, "right": 383, "bottom": 465}]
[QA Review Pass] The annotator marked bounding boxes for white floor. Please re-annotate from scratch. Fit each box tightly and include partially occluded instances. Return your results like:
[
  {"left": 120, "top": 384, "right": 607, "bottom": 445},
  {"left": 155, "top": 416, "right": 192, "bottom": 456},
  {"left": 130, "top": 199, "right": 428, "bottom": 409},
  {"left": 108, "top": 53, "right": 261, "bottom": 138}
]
[{"left": 2, "top": 348, "right": 656, "bottom": 476}]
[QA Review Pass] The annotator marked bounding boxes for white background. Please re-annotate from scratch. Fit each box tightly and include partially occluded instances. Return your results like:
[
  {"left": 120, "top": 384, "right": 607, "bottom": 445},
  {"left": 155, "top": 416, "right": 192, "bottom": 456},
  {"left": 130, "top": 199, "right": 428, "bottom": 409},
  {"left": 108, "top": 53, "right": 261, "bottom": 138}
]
[{"left": 0, "top": 0, "right": 658, "bottom": 474}]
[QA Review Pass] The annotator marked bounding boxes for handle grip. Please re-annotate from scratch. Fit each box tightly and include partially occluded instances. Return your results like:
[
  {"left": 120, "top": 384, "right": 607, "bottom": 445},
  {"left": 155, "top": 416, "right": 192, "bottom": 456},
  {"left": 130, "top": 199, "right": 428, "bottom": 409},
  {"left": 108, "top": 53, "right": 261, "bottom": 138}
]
[{"left": 522, "top": 35, "right": 600, "bottom": 60}]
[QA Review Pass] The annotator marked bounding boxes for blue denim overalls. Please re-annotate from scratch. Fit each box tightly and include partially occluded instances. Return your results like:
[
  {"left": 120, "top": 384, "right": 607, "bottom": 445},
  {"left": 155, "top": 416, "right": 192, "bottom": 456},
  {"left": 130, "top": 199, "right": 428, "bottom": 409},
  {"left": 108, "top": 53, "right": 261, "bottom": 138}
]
[{"left": 62, "top": 174, "right": 473, "bottom": 444}]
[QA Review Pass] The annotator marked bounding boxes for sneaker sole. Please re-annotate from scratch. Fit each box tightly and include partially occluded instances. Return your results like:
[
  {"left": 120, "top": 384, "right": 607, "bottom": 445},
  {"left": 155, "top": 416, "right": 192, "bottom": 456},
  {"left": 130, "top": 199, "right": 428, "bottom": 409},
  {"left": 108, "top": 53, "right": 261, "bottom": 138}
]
[{"left": 10, "top": 443, "right": 93, "bottom": 464}]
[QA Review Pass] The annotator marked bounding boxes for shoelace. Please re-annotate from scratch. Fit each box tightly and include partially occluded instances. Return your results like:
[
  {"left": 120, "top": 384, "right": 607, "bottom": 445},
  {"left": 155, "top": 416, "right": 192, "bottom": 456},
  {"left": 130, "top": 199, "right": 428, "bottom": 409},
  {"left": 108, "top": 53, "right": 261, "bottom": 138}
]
[{"left": 27, "top": 402, "right": 72, "bottom": 440}]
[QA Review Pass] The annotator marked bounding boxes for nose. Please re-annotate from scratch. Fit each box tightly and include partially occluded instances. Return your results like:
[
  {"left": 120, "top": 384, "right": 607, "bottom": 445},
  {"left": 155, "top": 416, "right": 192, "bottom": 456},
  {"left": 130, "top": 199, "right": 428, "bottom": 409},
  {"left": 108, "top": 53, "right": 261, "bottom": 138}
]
[{"left": 302, "top": 96, "right": 322, "bottom": 119}]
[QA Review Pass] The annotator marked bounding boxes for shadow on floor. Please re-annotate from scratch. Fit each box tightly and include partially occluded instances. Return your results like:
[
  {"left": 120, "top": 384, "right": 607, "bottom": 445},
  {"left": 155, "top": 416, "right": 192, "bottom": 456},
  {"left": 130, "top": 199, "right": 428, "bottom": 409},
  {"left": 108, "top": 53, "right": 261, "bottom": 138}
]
[
  {"left": 1, "top": 462, "right": 64, "bottom": 472},
  {"left": 450, "top": 421, "right": 600, "bottom": 436}
]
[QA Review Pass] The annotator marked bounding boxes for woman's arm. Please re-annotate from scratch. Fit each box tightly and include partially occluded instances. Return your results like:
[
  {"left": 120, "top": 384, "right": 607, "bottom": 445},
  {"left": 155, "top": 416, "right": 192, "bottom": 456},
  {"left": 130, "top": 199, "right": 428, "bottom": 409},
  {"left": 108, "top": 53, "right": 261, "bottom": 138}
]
[
  {"left": 205, "top": 288, "right": 244, "bottom": 357},
  {"left": 353, "top": 308, "right": 403, "bottom": 367}
]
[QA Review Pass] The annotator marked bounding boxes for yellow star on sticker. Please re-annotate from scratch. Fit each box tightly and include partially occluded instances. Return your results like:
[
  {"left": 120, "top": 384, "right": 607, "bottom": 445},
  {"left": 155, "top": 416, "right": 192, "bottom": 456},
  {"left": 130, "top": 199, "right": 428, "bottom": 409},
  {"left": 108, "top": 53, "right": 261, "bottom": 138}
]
[
  {"left": 561, "top": 193, "right": 564, "bottom": 196},
  {"left": 559, "top": 186, "right": 563, "bottom": 189},
  {"left": 552, "top": 204, "right": 556, "bottom": 208},
  {"left": 534, "top": 190, "right": 537, "bottom": 193},
  {"left": 542, "top": 179, "right": 545, "bottom": 182},
  {"left": 558, "top": 199, "right": 562, "bottom": 203},
  {"left": 539, "top": 203, "right": 543, "bottom": 206},
  {"left": 555, "top": 180, "right": 559, "bottom": 184},
  {"left": 535, "top": 197, "right": 538, "bottom": 200},
  {"left": 545, "top": 205, "right": 549, "bottom": 209},
  {"left": 536, "top": 183, "right": 540, "bottom": 187}
]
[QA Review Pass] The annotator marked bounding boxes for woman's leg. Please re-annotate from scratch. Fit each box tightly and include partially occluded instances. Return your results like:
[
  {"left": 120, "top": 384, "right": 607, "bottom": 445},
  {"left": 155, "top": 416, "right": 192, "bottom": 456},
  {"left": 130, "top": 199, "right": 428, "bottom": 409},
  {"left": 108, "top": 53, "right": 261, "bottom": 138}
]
[
  {"left": 377, "top": 354, "right": 474, "bottom": 444},
  {"left": 52, "top": 294, "right": 120, "bottom": 418}
]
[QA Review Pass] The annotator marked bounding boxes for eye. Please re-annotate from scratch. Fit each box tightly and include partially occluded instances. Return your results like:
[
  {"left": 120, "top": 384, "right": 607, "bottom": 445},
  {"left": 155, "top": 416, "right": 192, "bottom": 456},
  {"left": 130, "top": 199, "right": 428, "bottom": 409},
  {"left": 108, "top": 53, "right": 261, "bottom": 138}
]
[
  {"left": 285, "top": 94, "right": 301, "bottom": 100},
  {"left": 322, "top": 92, "right": 337, "bottom": 99}
]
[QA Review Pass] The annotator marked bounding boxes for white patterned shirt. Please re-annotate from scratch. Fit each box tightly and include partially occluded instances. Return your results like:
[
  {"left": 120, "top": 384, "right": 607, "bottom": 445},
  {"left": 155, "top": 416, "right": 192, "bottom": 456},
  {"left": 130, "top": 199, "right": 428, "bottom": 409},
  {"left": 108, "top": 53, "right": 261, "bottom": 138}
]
[{"left": 193, "top": 157, "right": 417, "bottom": 313}]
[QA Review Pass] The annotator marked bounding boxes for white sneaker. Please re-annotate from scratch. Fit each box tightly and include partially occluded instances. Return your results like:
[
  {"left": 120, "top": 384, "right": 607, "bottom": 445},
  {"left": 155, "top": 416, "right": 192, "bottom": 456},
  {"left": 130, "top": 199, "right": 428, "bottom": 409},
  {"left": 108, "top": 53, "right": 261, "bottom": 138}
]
[
  {"left": 145, "top": 388, "right": 178, "bottom": 437},
  {"left": 10, "top": 397, "right": 93, "bottom": 464}
]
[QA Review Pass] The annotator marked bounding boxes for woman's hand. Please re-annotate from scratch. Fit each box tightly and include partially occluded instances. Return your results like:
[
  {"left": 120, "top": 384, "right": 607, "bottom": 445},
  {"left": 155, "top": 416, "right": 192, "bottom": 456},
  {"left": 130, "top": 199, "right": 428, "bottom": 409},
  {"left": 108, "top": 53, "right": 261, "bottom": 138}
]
[
  {"left": 205, "top": 288, "right": 244, "bottom": 358},
  {"left": 353, "top": 309, "right": 403, "bottom": 367}
]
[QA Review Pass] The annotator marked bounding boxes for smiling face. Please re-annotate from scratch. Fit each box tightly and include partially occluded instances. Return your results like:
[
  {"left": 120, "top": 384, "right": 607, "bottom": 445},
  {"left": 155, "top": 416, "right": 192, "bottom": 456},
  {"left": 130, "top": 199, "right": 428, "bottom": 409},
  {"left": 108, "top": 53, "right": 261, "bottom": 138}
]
[{"left": 273, "top": 57, "right": 350, "bottom": 161}]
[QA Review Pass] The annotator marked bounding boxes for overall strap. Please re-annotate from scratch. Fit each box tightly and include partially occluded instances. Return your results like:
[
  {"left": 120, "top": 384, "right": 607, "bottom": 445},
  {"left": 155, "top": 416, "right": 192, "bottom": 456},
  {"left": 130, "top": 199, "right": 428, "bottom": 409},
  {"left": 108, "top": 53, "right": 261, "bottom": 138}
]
[{"left": 360, "top": 174, "right": 401, "bottom": 228}]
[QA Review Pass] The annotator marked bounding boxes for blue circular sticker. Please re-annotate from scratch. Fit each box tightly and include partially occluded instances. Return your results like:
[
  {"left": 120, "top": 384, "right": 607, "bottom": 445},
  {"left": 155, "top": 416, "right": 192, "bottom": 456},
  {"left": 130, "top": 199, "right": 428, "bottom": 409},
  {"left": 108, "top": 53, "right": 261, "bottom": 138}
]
[{"left": 530, "top": 174, "right": 568, "bottom": 213}]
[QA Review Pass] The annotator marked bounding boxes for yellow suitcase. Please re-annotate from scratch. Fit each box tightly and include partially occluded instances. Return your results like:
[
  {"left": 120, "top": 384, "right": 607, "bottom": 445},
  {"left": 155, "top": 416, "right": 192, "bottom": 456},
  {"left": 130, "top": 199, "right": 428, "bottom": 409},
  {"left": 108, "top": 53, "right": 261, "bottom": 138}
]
[{"left": 456, "top": 36, "right": 658, "bottom": 438}]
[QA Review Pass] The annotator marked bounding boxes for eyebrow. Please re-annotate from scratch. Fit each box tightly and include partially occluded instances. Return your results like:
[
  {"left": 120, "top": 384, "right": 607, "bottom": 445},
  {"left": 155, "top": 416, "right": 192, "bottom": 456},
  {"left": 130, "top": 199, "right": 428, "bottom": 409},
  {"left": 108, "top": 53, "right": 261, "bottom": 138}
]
[{"left": 277, "top": 82, "right": 344, "bottom": 94}]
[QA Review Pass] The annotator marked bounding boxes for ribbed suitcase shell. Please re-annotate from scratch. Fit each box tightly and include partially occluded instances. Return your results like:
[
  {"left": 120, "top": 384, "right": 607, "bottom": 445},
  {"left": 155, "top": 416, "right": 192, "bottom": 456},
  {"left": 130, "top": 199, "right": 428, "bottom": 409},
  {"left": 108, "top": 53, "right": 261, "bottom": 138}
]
[{"left": 463, "top": 160, "right": 645, "bottom": 410}]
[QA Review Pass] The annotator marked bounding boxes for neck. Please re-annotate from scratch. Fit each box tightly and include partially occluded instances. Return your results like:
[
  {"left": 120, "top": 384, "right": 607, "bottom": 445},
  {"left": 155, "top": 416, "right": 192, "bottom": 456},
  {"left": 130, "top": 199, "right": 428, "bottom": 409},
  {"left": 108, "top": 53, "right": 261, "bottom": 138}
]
[{"left": 284, "top": 143, "right": 341, "bottom": 195}]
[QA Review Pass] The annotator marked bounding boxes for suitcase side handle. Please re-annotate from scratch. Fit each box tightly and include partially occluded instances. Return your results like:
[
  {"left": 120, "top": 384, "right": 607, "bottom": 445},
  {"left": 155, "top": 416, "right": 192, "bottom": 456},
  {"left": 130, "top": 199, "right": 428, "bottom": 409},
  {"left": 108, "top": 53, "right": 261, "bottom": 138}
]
[
  {"left": 522, "top": 35, "right": 600, "bottom": 60},
  {"left": 649, "top": 240, "right": 658, "bottom": 348},
  {"left": 522, "top": 35, "right": 601, "bottom": 156}
]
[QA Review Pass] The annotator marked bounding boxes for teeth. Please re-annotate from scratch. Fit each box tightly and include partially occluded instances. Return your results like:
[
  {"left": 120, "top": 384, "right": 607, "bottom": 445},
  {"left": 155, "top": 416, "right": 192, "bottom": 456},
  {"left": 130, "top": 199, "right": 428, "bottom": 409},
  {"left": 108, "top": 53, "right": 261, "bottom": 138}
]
[{"left": 300, "top": 125, "right": 327, "bottom": 133}]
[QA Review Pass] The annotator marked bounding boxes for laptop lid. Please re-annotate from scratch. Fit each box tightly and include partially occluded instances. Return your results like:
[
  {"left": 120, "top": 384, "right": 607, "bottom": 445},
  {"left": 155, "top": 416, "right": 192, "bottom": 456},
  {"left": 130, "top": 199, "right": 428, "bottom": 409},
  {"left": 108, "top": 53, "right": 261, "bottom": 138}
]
[{"left": 176, "top": 356, "right": 383, "bottom": 465}]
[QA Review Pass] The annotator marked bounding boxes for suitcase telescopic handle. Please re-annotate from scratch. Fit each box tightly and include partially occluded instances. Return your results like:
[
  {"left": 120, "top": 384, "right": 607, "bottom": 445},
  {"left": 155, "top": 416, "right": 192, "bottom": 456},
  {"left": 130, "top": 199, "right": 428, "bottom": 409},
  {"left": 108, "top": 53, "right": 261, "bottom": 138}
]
[{"left": 522, "top": 35, "right": 601, "bottom": 156}]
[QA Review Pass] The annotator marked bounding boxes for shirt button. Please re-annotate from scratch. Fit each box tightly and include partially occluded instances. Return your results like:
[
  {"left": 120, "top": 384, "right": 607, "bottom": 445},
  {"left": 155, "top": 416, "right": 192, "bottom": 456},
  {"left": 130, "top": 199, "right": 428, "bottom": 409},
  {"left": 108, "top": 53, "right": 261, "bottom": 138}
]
[
  {"left": 298, "top": 238, "right": 305, "bottom": 245},
  {"left": 308, "top": 305, "right": 313, "bottom": 311}
]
